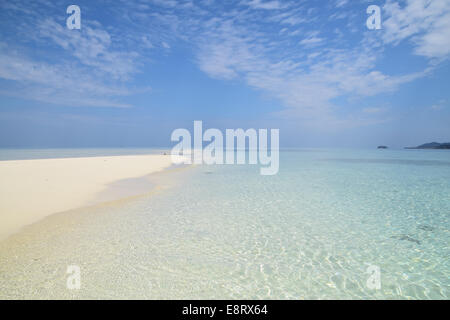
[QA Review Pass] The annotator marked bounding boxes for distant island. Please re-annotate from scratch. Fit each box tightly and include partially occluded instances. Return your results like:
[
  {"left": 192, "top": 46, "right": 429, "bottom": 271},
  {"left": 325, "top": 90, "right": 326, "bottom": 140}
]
[
  {"left": 377, "top": 146, "right": 388, "bottom": 149},
  {"left": 405, "top": 142, "right": 450, "bottom": 149}
]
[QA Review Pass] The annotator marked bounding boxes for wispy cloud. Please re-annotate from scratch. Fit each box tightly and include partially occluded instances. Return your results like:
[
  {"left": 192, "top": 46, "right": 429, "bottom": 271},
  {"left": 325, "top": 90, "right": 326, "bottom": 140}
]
[
  {"left": 383, "top": 0, "right": 450, "bottom": 60},
  {"left": 38, "top": 19, "right": 141, "bottom": 80},
  {"left": 0, "top": 0, "right": 448, "bottom": 125},
  {"left": 192, "top": 4, "right": 431, "bottom": 128},
  {"left": 0, "top": 0, "right": 153, "bottom": 107},
  {"left": 430, "top": 99, "right": 448, "bottom": 111},
  {"left": 0, "top": 43, "right": 136, "bottom": 108},
  {"left": 299, "top": 35, "right": 324, "bottom": 47},
  {"left": 241, "top": 0, "right": 285, "bottom": 10},
  {"left": 335, "top": 0, "right": 348, "bottom": 8}
]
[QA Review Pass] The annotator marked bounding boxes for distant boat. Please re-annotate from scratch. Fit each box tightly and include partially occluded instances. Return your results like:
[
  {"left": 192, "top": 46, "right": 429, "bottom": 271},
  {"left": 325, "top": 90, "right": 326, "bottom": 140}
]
[
  {"left": 405, "top": 142, "right": 450, "bottom": 149},
  {"left": 377, "top": 146, "right": 388, "bottom": 149}
]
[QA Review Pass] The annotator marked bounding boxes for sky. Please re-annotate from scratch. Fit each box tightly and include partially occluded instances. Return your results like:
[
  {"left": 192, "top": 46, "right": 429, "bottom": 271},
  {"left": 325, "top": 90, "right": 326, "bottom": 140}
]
[{"left": 0, "top": 0, "right": 449, "bottom": 148}]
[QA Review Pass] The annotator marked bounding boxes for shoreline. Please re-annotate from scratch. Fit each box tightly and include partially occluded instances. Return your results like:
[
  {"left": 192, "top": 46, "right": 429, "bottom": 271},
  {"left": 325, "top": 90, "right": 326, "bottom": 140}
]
[{"left": 0, "top": 154, "right": 182, "bottom": 240}]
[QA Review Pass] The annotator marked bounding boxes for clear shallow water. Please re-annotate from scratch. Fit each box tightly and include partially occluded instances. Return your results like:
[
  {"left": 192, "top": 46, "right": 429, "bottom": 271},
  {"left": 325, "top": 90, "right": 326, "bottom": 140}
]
[{"left": 0, "top": 149, "right": 449, "bottom": 299}]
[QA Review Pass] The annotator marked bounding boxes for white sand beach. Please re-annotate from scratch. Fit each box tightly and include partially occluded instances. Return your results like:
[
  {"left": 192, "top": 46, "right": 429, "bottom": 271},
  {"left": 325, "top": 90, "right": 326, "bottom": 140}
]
[{"left": 0, "top": 154, "right": 175, "bottom": 239}]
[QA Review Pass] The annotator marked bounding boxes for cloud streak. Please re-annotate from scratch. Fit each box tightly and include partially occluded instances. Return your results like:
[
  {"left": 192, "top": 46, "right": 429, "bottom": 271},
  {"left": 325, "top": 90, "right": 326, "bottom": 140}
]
[
  {"left": 383, "top": 0, "right": 450, "bottom": 60},
  {"left": 192, "top": 4, "right": 432, "bottom": 127}
]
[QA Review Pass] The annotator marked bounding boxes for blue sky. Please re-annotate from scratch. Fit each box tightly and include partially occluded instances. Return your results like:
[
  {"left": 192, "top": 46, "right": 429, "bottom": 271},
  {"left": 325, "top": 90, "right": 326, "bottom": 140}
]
[{"left": 0, "top": 0, "right": 449, "bottom": 148}]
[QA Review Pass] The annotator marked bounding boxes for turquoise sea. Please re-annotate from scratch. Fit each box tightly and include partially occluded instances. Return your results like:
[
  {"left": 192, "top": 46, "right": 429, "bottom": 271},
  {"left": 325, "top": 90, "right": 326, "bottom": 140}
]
[{"left": 0, "top": 148, "right": 449, "bottom": 299}]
